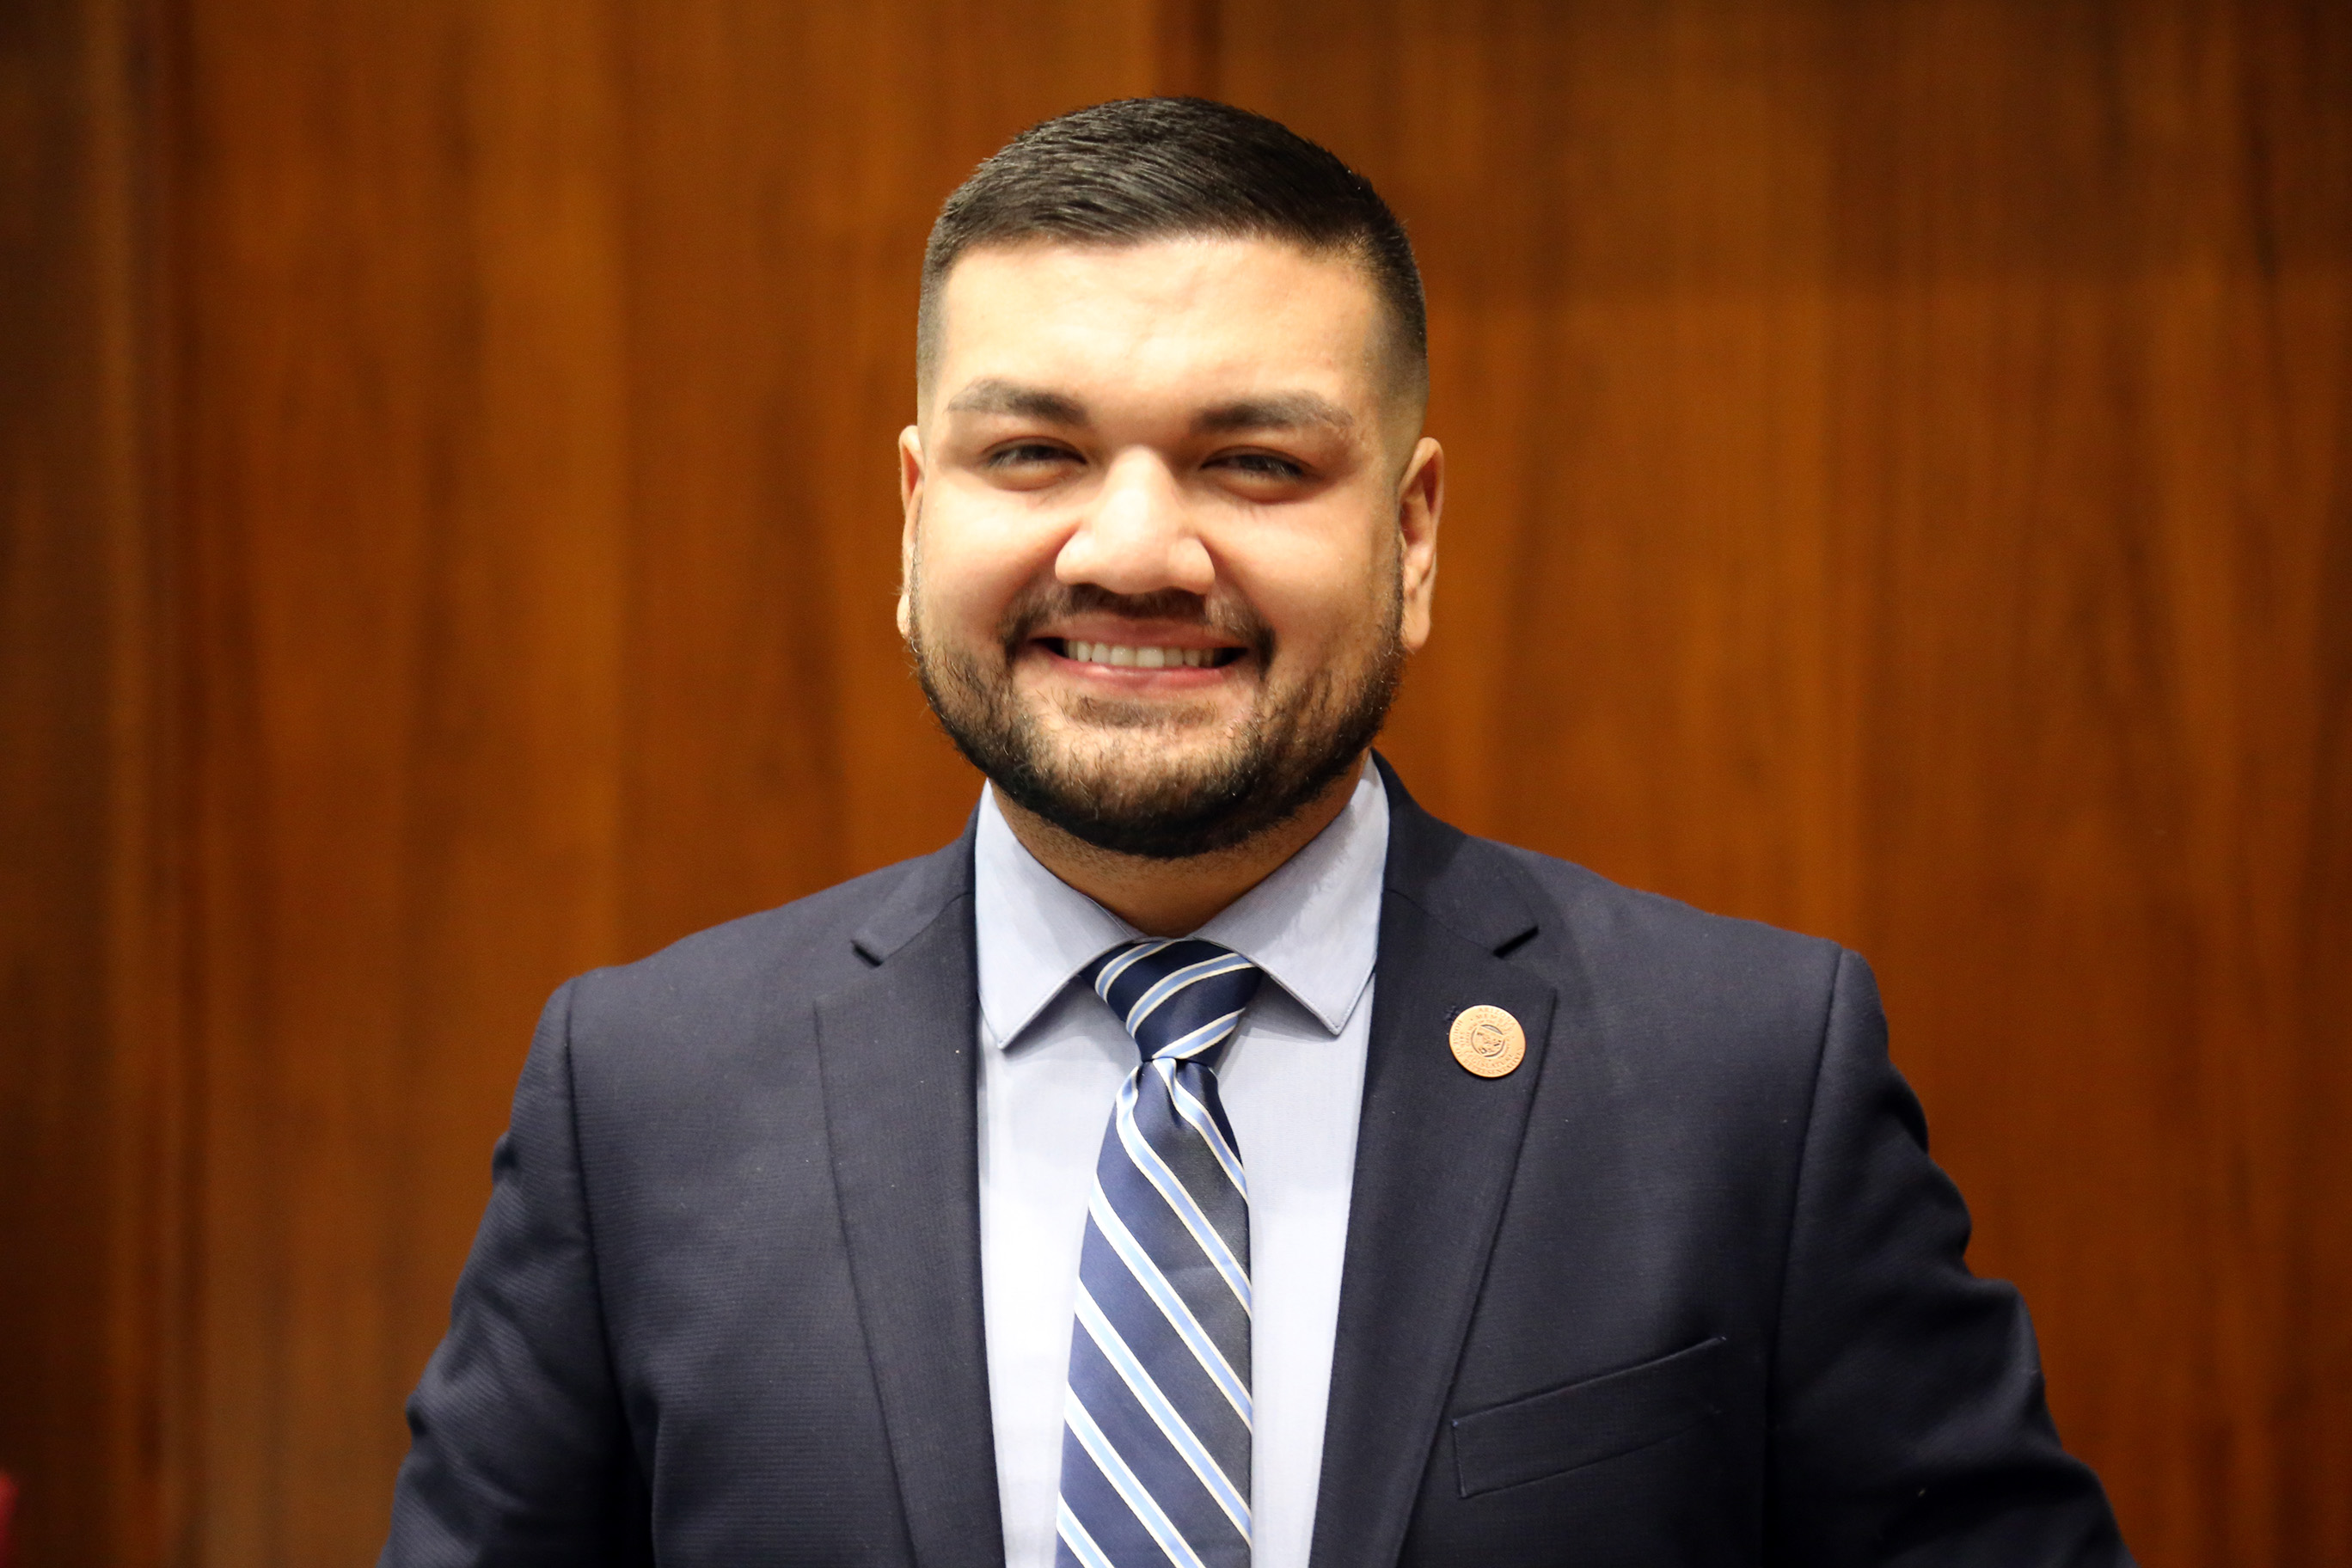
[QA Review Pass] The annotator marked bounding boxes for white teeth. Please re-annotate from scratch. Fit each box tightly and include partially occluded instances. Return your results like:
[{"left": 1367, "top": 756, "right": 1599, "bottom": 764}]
[{"left": 1063, "top": 640, "right": 1221, "bottom": 670}]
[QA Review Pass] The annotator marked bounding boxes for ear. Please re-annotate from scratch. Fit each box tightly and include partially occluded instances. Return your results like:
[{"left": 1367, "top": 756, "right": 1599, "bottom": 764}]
[
  {"left": 896, "top": 425, "right": 924, "bottom": 640},
  {"left": 1395, "top": 437, "right": 1443, "bottom": 652}
]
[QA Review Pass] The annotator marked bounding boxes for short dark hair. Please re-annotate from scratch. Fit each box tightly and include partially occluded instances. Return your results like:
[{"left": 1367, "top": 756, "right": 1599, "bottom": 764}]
[{"left": 918, "top": 97, "right": 1425, "bottom": 404}]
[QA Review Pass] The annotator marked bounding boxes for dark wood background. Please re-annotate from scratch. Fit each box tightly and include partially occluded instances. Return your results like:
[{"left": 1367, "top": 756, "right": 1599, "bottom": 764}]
[{"left": 4, "top": 0, "right": 2345, "bottom": 1563}]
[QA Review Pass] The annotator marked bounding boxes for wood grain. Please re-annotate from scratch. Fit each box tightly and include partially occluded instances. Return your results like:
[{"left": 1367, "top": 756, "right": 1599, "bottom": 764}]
[
  {"left": 0, "top": 1, "right": 180, "bottom": 1564},
  {"left": 168, "top": 3, "right": 637, "bottom": 1555}
]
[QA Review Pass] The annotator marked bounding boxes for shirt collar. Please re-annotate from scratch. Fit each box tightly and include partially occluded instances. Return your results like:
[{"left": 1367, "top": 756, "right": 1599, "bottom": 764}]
[{"left": 972, "top": 764, "right": 1391, "bottom": 1050}]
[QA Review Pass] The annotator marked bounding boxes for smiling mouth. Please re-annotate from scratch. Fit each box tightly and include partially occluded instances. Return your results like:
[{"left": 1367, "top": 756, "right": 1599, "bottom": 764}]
[{"left": 1039, "top": 638, "right": 1246, "bottom": 671}]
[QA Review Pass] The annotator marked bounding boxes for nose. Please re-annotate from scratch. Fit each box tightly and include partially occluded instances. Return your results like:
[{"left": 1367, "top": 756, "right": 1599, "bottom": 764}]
[{"left": 1053, "top": 449, "right": 1216, "bottom": 598}]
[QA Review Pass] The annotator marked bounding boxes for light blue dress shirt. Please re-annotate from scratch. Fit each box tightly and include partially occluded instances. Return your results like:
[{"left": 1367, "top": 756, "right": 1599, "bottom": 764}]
[{"left": 974, "top": 766, "right": 1389, "bottom": 1568}]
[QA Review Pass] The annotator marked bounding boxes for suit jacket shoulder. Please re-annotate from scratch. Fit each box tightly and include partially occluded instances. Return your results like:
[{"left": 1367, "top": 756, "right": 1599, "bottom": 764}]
[
  {"left": 1491, "top": 833, "right": 1845, "bottom": 1059},
  {"left": 561, "top": 836, "right": 968, "bottom": 1075},
  {"left": 384, "top": 832, "right": 989, "bottom": 1568}
]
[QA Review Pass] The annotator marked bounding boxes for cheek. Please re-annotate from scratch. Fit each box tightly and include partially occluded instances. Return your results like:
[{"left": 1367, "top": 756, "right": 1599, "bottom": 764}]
[
  {"left": 917, "top": 491, "right": 1064, "bottom": 637},
  {"left": 1214, "top": 511, "right": 1392, "bottom": 658}
]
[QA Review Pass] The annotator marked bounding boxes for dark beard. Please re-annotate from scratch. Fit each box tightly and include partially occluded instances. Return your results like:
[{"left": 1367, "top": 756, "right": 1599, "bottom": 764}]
[{"left": 910, "top": 581, "right": 1404, "bottom": 860}]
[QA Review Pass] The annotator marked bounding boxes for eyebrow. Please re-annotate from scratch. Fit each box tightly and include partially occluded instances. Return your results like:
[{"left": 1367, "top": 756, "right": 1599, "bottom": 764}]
[
  {"left": 941, "top": 378, "right": 1088, "bottom": 425},
  {"left": 940, "top": 378, "right": 1357, "bottom": 438},
  {"left": 1192, "top": 393, "right": 1357, "bottom": 437}
]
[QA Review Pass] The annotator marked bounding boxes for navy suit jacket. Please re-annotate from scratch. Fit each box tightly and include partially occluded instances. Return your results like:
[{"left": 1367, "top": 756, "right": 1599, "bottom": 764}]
[{"left": 383, "top": 762, "right": 2129, "bottom": 1565}]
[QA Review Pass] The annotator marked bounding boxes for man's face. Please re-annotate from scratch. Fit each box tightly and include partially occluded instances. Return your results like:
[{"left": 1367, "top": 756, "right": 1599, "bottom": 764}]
[{"left": 897, "top": 236, "right": 1441, "bottom": 859}]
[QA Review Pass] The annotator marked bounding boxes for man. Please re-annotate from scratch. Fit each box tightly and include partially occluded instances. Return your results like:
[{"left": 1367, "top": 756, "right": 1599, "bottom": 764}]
[{"left": 383, "top": 99, "right": 2130, "bottom": 1566}]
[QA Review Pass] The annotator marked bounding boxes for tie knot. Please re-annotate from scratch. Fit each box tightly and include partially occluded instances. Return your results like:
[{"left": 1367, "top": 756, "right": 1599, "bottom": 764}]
[{"left": 1084, "top": 938, "right": 1265, "bottom": 1064}]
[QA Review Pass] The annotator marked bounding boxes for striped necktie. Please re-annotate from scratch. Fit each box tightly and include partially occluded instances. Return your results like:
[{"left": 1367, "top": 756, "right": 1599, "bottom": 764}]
[{"left": 1056, "top": 938, "right": 1264, "bottom": 1568}]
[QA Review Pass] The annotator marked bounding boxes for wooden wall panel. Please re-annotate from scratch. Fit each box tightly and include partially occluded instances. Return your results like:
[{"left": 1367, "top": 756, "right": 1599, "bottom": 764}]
[
  {"left": 0, "top": 2, "right": 178, "bottom": 1563},
  {"left": 169, "top": 4, "right": 637, "bottom": 1557},
  {"left": 1222, "top": 2, "right": 2352, "bottom": 1563}
]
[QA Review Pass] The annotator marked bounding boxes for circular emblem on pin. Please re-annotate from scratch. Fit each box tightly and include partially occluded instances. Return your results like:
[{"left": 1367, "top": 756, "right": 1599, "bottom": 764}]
[{"left": 1449, "top": 1004, "right": 1526, "bottom": 1078}]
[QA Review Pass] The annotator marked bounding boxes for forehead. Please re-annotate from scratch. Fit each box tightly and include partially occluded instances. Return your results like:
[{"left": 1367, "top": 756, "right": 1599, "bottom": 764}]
[{"left": 928, "top": 236, "right": 1387, "bottom": 413}]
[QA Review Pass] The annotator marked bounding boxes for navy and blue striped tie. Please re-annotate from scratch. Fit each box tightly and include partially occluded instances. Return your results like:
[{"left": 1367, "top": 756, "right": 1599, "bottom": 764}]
[{"left": 1055, "top": 938, "right": 1264, "bottom": 1568}]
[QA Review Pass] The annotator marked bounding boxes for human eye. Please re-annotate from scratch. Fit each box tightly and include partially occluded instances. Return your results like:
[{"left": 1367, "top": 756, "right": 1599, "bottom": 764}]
[
  {"left": 1206, "top": 449, "right": 1314, "bottom": 491},
  {"left": 986, "top": 441, "right": 1070, "bottom": 466},
  {"left": 981, "top": 441, "right": 1082, "bottom": 484}
]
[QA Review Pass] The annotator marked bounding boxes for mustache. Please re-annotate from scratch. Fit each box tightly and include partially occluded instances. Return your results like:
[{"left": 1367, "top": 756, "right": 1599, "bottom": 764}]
[{"left": 997, "top": 583, "right": 1276, "bottom": 662}]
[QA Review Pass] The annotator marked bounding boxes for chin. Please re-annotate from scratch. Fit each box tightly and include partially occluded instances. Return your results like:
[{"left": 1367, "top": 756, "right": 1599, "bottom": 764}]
[{"left": 1038, "top": 740, "right": 1251, "bottom": 804}]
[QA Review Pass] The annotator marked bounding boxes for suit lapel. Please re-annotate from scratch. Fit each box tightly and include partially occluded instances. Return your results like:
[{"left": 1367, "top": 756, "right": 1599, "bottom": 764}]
[
  {"left": 815, "top": 830, "right": 1005, "bottom": 1568},
  {"left": 1308, "top": 763, "right": 1561, "bottom": 1568}
]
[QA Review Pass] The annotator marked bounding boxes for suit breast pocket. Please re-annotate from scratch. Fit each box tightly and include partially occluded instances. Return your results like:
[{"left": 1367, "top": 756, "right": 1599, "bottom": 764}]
[{"left": 1449, "top": 1336, "right": 1728, "bottom": 1498}]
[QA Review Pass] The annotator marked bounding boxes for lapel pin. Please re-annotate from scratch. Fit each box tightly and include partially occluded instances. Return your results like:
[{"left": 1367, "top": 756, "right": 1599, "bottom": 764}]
[{"left": 1449, "top": 1004, "right": 1526, "bottom": 1078}]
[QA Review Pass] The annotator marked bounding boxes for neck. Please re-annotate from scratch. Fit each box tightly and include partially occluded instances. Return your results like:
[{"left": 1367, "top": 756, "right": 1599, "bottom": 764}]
[{"left": 995, "top": 756, "right": 1369, "bottom": 937}]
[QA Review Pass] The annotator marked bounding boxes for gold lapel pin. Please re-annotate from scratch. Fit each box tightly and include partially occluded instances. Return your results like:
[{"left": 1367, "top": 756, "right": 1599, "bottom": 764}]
[{"left": 1449, "top": 1004, "right": 1526, "bottom": 1078}]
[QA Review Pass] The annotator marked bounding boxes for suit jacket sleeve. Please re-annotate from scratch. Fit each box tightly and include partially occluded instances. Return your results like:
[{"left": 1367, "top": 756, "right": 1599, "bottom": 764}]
[
  {"left": 381, "top": 980, "right": 652, "bottom": 1567},
  {"left": 1767, "top": 950, "right": 2128, "bottom": 1565}
]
